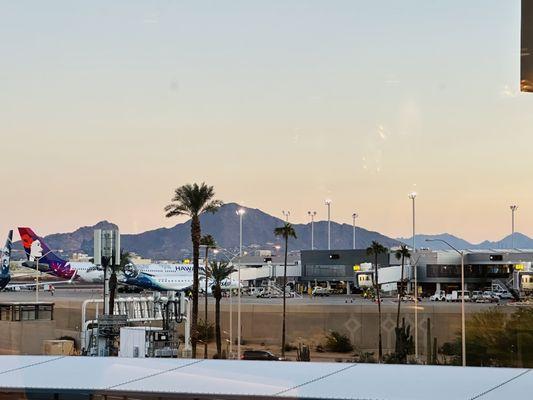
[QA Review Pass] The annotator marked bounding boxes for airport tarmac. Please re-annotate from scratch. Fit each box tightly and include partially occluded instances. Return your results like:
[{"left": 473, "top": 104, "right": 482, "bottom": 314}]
[{"left": 0, "top": 286, "right": 517, "bottom": 309}]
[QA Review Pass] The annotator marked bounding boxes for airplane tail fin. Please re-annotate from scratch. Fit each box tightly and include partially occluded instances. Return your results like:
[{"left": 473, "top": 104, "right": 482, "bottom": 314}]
[
  {"left": 1, "top": 230, "right": 13, "bottom": 275},
  {"left": 17, "top": 227, "right": 66, "bottom": 264}
]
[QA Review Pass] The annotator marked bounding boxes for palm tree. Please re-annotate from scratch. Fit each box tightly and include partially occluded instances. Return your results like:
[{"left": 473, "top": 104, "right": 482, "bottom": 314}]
[
  {"left": 109, "top": 250, "right": 131, "bottom": 315},
  {"left": 394, "top": 245, "right": 411, "bottom": 329},
  {"left": 274, "top": 222, "right": 297, "bottom": 358},
  {"left": 200, "top": 234, "right": 217, "bottom": 359},
  {"left": 366, "top": 240, "right": 388, "bottom": 362},
  {"left": 208, "top": 260, "right": 235, "bottom": 358},
  {"left": 164, "top": 183, "right": 222, "bottom": 358}
]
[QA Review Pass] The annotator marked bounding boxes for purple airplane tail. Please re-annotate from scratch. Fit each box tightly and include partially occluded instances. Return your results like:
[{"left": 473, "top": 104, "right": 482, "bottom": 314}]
[{"left": 17, "top": 227, "right": 74, "bottom": 279}]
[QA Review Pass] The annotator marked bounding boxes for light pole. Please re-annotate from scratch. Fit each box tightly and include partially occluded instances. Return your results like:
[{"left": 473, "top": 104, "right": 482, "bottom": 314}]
[
  {"left": 426, "top": 238, "right": 466, "bottom": 367},
  {"left": 325, "top": 199, "right": 332, "bottom": 250},
  {"left": 408, "top": 192, "right": 418, "bottom": 361},
  {"left": 214, "top": 248, "right": 240, "bottom": 357},
  {"left": 33, "top": 249, "right": 55, "bottom": 303},
  {"left": 352, "top": 213, "right": 358, "bottom": 249},
  {"left": 236, "top": 208, "right": 245, "bottom": 359},
  {"left": 510, "top": 205, "right": 518, "bottom": 248},
  {"left": 308, "top": 211, "right": 317, "bottom": 250},
  {"left": 282, "top": 210, "right": 290, "bottom": 222}
]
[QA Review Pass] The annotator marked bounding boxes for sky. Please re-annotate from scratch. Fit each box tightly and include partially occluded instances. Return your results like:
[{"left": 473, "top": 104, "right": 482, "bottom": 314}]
[{"left": 1, "top": 0, "right": 531, "bottom": 243}]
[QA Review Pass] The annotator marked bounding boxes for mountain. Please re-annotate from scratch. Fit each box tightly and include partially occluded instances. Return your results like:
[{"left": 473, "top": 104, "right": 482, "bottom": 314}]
[
  {"left": 475, "top": 233, "right": 533, "bottom": 249},
  {"left": 398, "top": 232, "right": 533, "bottom": 250},
  {"left": 12, "top": 203, "right": 401, "bottom": 260},
  {"left": 396, "top": 233, "right": 473, "bottom": 251},
  {"left": 122, "top": 203, "right": 402, "bottom": 259}
]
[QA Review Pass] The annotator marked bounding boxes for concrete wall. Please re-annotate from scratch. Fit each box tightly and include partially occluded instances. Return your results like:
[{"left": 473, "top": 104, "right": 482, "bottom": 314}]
[
  {"left": 216, "top": 303, "right": 496, "bottom": 355},
  {"left": 0, "top": 299, "right": 514, "bottom": 357}
]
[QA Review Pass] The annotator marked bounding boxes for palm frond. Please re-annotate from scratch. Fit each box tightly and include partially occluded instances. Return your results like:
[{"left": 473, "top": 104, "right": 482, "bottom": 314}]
[
  {"left": 165, "top": 182, "right": 222, "bottom": 218},
  {"left": 273, "top": 222, "right": 297, "bottom": 239}
]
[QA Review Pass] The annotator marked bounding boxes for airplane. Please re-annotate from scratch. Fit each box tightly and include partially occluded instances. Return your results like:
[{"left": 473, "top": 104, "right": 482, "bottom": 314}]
[
  {"left": 18, "top": 227, "right": 200, "bottom": 284},
  {"left": 121, "top": 263, "right": 241, "bottom": 293},
  {"left": 18, "top": 227, "right": 102, "bottom": 283},
  {"left": 0, "top": 230, "right": 75, "bottom": 291},
  {"left": 0, "top": 231, "right": 13, "bottom": 290}
]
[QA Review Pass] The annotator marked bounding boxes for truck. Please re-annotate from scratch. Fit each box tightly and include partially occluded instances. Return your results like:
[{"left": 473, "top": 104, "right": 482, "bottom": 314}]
[{"left": 445, "top": 290, "right": 470, "bottom": 302}]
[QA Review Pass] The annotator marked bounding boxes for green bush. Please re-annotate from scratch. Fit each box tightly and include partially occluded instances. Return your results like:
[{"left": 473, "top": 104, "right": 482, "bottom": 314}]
[
  {"left": 197, "top": 319, "right": 214, "bottom": 343},
  {"left": 355, "top": 351, "right": 376, "bottom": 363},
  {"left": 324, "top": 331, "right": 353, "bottom": 353},
  {"left": 441, "top": 308, "right": 533, "bottom": 367}
]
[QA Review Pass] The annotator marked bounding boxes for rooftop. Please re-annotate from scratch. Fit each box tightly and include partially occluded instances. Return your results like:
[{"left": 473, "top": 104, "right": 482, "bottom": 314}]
[{"left": 0, "top": 356, "right": 530, "bottom": 399}]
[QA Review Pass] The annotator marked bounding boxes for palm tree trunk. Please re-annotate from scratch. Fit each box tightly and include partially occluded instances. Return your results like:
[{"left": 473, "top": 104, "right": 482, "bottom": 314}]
[
  {"left": 215, "top": 287, "right": 222, "bottom": 358},
  {"left": 281, "top": 235, "right": 288, "bottom": 358},
  {"left": 204, "top": 247, "right": 209, "bottom": 359},
  {"left": 396, "top": 255, "right": 405, "bottom": 329},
  {"left": 191, "top": 215, "right": 201, "bottom": 358},
  {"left": 375, "top": 254, "right": 383, "bottom": 362},
  {"left": 109, "top": 271, "right": 117, "bottom": 315}
]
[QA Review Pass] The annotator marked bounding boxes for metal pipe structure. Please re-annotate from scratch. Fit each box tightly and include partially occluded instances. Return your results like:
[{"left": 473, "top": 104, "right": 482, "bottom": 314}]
[
  {"left": 80, "top": 295, "right": 190, "bottom": 354},
  {"left": 426, "top": 238, "right": 466, "bottom": 367},
  {"left": 308, "top": 211, "right": 317, "bottom": 250}
]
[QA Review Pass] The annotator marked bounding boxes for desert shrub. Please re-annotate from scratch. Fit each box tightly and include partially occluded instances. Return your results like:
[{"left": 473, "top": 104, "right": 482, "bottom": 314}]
[
  {"left": 440, "top": 308, "right": 533, "bottom": 367},
  {"left": 355, "top": 351, "right": 376, "bottom": 363},
  {"left": 324, "top": 331, "right": 353, "bottom": 353},
  {"left": 197, "top": 319, "right": 215, "bottom": 343},
  {"left": 284, "top": 343, "right": 298, "bottom": 352}
]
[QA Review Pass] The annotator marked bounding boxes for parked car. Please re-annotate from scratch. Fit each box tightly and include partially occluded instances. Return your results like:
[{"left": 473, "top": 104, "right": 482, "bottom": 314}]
[
  {"left": 481, "top": 291, "right": 499, "bottom": 303},
  {"left": 312, "top": 287, "right": 332, "bottom": 297},
  {"left": 494, "top": 290, "right": 514, "bottom": 300},
  {"left": 241, "top": 350, "right": 280, "bottom": 361},
  {"left": 400, "top": 294, "right": 422, "bottom": 302},
  {"left": 430, "top": 290, "right": 446, "bottom": 301},
  {"left": 471, "top": 291, "right": 483, "bottom": 302}
]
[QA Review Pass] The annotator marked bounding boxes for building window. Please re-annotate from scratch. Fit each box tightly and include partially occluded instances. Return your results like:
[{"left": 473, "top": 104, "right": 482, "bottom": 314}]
[
  {"left": 0, "top": 303, "right": 54, "bottom": 322},
  {"left": 427, "top": 264, "right": 511, "bottom": 279},
  {"left": 305, "top": 265, "right": 345, "bottom": 277}
]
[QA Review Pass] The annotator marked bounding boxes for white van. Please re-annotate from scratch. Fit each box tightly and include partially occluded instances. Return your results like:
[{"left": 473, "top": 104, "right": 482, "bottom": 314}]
[{"left": 446, "top": 290, "right": 470, "bottom": 302}]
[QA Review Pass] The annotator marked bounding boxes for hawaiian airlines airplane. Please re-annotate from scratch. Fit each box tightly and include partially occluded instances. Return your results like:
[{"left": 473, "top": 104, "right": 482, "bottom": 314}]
[{"left": 121, "top": 263, "right": 241, "bottom": 293}]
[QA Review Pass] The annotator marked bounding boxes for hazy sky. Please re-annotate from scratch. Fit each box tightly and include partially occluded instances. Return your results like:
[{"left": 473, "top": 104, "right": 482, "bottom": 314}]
[{"left": 1, "top": 1, "right": 531, "bottom": 243}]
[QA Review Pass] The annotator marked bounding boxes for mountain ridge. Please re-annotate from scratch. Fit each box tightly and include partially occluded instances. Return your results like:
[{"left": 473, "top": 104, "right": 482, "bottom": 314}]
[
  {"left": 397, "top": 232, "right": 533, "bottom": 250},
  {"left": 12, "top": 203, "right": 400, "bottom": 260},
  {"left": 12, "top": 203, "right": 533, "bottom": 259}
]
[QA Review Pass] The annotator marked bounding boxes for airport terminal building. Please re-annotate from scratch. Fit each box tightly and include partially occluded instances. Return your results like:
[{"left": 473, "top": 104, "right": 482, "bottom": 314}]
[{"left": 281, "top": 248, "right": 533, "bottom": 296}]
